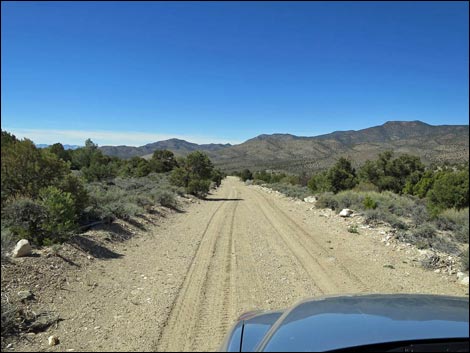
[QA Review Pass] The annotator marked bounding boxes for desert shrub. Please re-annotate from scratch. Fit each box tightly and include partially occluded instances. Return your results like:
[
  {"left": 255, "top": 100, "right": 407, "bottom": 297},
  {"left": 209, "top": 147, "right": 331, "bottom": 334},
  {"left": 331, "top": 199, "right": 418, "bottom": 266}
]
[
  {"left": 316, "top": 192, "right": 339, "bottom": 210},
  {"left": 348, "top": 225, "right": 359, "bottom": 234},
  {"left": 435, "top": 208, "right": 469, "bottom": 231},
  {"left": 1, "top": 299, "right": 18, "bottom": 336},
  {"left": 104, "top": 201, "right": 143, "bottom": 221},
  {"left": 149, "top": 150, "right": 178, "bottom": 173},
  {"left": 411, "top": 223, "right": 437, "bottom": 239},
  {"left": 409, "top": 203, "right": 430, "bottom": 226},
  {"left": 363, "top": 195, "right": 377, "bottom": 209},
  {"left": 308, "top": 172, "right": 330, "bottom": 193},
  {"left": 38, "top": 186, "right": 77, "bottom": 244},
  {"left": 434, "top": 208, "right": 469, "bottom": 244},
  {"left": 268, "top": 183, "right": 312, "bottom": 200},
  {"left": 240, "top": 169, "right": 253, "bottom": 182},
  {"left": 1, "top": 138, "right": 70, "bottom": 203},
  {"left": 187, "top": 179, "right": 211, "bottom": 197},
  {"left": 427, "top": 168, "right": 469, "bottom": 214},
  {"left": 363, "top": 209, "right": 408, "bottom": 229},
  {"left": 353, "top": 181, "right": 379, "bottom": 192},
  {"left": 57, "top": 174, "right": 89, "bottom": 217},
  {"left": 396, "top": 223, "right": 458, "bottom": 253},
  {"left": 1, "top": 227, "right": 15, "bottom": 261},
  {"left": 2, "top": 197, "right": 47, "bottom": 244},
  {"left": 460, "top": 248, "right": 469, "bottom": 271},
  {"left": 156, "top": 191, "right": 177, "bottom": 209},
  {"left": 327, "top": 157, "right": 357, "bottom": 193},
  {"left": 211, "top": 169, "right": 224, "bottom": 187},
  {"left": 333, "top": 190, "right": 363, "bottom": 210}
]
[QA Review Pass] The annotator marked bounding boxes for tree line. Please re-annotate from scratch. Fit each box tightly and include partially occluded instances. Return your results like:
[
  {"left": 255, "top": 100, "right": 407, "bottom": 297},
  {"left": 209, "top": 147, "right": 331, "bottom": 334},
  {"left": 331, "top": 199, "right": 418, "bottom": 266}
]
[
  {"left": 1, "top": 130, "right": 224, "bottom": 246},
  {"left": 235, "top": 151, "right": 469, "bottom": 216}
]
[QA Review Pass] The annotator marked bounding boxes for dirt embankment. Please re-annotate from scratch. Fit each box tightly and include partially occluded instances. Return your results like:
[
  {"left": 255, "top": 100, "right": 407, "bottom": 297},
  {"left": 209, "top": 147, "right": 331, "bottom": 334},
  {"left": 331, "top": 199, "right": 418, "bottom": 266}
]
[{"left": 3, "top": 177, "right": 468, "bottom": 352}]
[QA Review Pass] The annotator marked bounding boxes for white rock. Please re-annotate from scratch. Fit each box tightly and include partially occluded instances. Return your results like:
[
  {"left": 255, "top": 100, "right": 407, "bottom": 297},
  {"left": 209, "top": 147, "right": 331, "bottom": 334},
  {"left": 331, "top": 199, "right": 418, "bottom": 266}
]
[
  {"left": 12, "top": 239, "right": 32, "bottom": 258},
  {"left": 339, "top": 209, "right": 353, "bottom": 217},
  {"left": 457, "top": 272, "right": 467, "bottom": 281},
  {"left": 48, "top": 335, "right": 59, "bottom": 346},
  {"left": 460, "top": 277, "right": 469, "bottom": 286},
  {"left": 303, "top": 196, "right": 316, "bottom": 203}
]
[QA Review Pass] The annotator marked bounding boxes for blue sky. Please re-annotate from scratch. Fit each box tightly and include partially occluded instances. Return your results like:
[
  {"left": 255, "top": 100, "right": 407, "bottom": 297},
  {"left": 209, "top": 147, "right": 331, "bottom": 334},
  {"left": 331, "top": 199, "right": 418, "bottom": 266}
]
[{"left": 2, "top": 1, "right": 468, "bottom": 146}]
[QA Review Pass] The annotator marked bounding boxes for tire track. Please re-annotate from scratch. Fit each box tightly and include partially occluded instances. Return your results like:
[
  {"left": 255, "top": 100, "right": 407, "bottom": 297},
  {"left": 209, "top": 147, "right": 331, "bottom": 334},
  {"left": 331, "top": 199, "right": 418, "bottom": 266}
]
[
  {"left": 154, "top": 189, "right": 235, "bottom": 351},
  {"left": 240, "top": 195, "right": 324, "bottom": 298},
  {"left": 155, "top": 188, "right": 239, "bottom": 352},
  {"left": 252, "top": 188, "right": 369, "bottom": 292}
]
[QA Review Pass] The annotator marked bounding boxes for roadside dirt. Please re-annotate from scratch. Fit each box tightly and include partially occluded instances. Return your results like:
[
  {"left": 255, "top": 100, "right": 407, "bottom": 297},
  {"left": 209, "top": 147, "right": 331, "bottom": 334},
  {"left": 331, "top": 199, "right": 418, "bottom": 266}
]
[{"left": 4, "top": 177, "right": 468, "bottom": 352}]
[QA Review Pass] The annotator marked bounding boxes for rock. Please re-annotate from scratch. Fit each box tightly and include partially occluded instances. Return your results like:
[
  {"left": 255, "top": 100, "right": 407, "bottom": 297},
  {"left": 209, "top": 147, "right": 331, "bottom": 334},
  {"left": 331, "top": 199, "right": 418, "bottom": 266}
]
[
  {"left": 18, "top": 290, "right": 34, "bottom": 301},
  {"left": 12, "top": 239, "right": 32, "bottom": 258},
  {"left": 339, "top": 209, "right": 353, "bottom": 217},
  {"left": 48, "top": 335, "right": 59, "bottom": 346},
  {"left": 460, "top": 277, "right": 469, "bottom": 286},
  {"left": 434, "top": 269, "right": 441, "bottom": 273},
  {"left": 303, "top": 196, "right": 316, "bottom": 203},
  {"left": 457, "top": 272, "right": 467, "bottom": 281}
]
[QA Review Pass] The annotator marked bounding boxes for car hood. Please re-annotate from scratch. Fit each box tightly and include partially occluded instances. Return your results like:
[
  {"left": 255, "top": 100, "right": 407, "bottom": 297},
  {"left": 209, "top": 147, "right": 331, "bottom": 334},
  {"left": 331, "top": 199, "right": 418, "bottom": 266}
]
[{"left": 255, "top": 294, "right": 469, "bottom": 352}]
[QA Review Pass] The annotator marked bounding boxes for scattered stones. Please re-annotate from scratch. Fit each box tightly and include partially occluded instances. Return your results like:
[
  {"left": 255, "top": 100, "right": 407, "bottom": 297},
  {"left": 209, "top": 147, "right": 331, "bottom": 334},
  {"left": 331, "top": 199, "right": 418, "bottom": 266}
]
[
  {"left": 12, "top": 239, "right": 32, "bottom": 258},
  {"left": 339, "top": 209, "right": 353, "bottom": 217},
  {"left": 17, "top": 290, "right": 34, "bottom": 301},
  {"left": 48, "top": 335, "right": 59, "bottom": 346}
]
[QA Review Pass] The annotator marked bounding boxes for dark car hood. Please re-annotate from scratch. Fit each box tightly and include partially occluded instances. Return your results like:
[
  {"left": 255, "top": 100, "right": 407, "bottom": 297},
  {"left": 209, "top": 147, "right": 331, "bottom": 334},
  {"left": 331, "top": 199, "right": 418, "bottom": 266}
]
[{"left": 255, "top": 294, "right": 469, "bottom": 352}]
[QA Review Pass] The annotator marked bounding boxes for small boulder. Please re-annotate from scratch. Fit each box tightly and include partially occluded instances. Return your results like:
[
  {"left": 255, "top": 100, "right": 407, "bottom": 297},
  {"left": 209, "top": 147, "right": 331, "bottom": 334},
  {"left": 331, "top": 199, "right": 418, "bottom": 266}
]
[
  {"left": 339, "top": 209, "right": 353, "bottom": 217},
  {"left": 457, "top": 272, "right": 467, "bottom": 281},
  {"left": 303, "top": 196, "right": 316, "bottom": 203},
  {"left": 460, "top": 276, "right": 469, "bottom": 286},
  {"left": 12, "top": 239, "right": 32, "bottom": 258},
  {"left": 48, "top": 335, "right": 59, "bottom": 346},
  {"left": 17, "top": 290, "right": 34, "bottom": 301}
]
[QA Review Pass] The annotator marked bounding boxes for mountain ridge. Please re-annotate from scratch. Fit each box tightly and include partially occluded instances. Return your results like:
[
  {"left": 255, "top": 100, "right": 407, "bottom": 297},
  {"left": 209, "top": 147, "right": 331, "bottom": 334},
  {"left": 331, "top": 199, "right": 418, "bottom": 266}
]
[{"left": 96, "top": 120, "right": 468, "bottom": 173}]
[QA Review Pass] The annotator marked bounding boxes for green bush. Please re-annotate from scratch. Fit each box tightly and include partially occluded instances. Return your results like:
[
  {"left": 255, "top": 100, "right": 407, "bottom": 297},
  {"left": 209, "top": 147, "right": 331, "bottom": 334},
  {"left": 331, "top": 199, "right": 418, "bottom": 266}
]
[
  {"left": 326, "top": 158, "right": 357, "bottom": 193},
  {"left": 1, "top": 227, "right": 15, "bottom": 260},
  {"left": 427, "top": 168, "right": 469, "bottom": 214},
  {"left": 187, "top": 179, "right": 211, "bottom": 197},
  {"left": 435, "top": 208, "right": 469, "bottom": 231},
  {"left": 363, "top": 195, "right": 378, "bottom": 209},
  {"left": 1, "top": 138, "right": 70, "bottom": 203},
  {"left": 316, "top": 192, "right": 339, "bottom": 210},
  {"left": 240, "top": 169, "right": 253, "bottom": 182},
  {"left": 156, "top": 191, "right": 177, "bottom": 209},
  {"left": 2, "top": 197, "right": 47, "bottom": 244},
  {"left": 39, "top": 186, "right": 77, "bottom": 244},
  {"left": 267, "top": 183, "right": 312, "bottom": 200}
]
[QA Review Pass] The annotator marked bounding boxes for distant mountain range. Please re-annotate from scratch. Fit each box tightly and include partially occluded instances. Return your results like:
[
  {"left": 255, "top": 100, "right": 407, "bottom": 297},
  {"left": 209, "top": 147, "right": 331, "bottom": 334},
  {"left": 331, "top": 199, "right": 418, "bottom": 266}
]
[
  {"left": 95, "top": 120, "right": 468, "bottom": 173},
  {"left": 36, "top": 144, "right": 81, "bottom": 150},
  {"left": 211, "top": 121, "right": 469, "bottom": 173},
  {"left": 99, "top": 139, "right": 232, "bottom": 160}
]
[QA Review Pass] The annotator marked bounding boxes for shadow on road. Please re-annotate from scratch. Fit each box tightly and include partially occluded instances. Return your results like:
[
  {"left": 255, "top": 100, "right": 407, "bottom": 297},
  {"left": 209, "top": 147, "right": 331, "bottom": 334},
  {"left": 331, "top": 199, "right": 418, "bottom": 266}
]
[
  {"left": 70, "top": 235, "right": 123, "bottom": 259},
  {"left": 204, "top": 198, "right": 244, "bottom": 202}
]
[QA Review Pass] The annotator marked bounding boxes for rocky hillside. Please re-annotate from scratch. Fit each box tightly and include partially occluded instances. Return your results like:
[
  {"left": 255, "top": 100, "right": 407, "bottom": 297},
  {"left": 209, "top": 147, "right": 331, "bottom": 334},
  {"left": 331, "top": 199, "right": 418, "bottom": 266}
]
[
  {"left": 212, "top": 121, "right": 469, "bottom": 173},
  {"left": 98, "top": 121, "right": 469, "bottom": 173}
]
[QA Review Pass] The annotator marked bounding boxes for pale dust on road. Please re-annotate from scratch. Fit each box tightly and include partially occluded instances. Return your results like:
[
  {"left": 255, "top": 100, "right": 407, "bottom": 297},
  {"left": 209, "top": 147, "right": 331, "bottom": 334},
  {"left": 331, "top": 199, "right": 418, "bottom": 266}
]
[{"left": 16, "top": 177, "right": 467, "bottom": 352}]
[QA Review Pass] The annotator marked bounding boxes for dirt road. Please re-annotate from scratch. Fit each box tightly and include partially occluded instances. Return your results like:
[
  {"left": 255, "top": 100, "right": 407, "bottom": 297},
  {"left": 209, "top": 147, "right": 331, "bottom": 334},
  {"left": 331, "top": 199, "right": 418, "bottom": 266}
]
[{"left": 13, "top": 177, "right": 467, "bottom": 352}]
